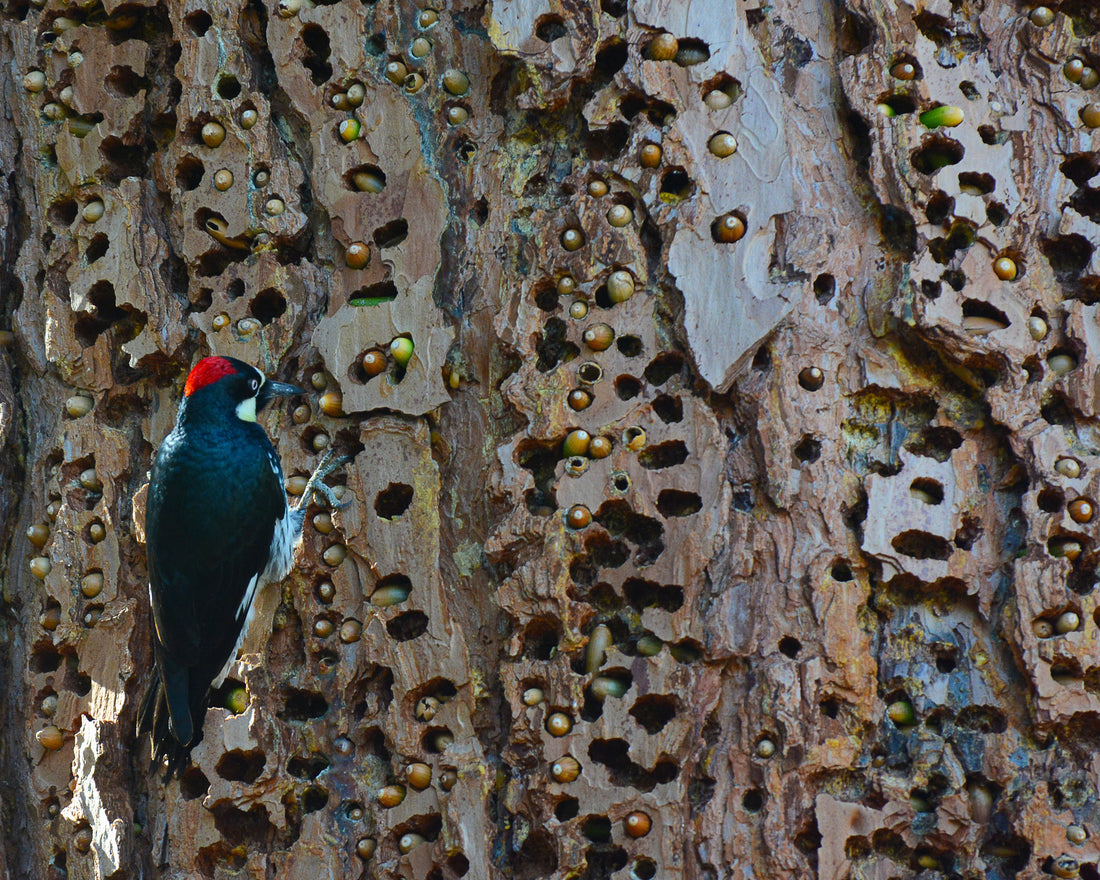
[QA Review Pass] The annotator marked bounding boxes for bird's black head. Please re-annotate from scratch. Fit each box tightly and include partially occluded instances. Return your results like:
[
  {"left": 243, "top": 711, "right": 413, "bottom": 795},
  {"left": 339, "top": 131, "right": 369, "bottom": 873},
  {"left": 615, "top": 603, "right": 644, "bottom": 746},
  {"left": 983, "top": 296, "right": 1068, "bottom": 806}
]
[{"left": 182, "top": 356, "right": 304, "bottom": 422}]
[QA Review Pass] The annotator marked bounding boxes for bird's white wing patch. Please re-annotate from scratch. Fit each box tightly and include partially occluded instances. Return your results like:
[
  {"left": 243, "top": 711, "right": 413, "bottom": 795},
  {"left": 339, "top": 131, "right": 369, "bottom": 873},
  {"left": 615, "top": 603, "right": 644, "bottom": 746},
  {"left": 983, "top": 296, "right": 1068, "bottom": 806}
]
[{"left": 215, "top": 572, "right": 262, "bottom": 688}]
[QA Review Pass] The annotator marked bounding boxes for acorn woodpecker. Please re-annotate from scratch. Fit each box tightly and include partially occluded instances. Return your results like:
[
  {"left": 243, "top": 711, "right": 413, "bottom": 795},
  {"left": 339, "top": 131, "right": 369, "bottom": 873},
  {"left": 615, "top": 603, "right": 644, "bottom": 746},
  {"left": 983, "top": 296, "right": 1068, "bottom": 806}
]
[{"left": 138, "top": 356, "right": 346, "bottom": 775}]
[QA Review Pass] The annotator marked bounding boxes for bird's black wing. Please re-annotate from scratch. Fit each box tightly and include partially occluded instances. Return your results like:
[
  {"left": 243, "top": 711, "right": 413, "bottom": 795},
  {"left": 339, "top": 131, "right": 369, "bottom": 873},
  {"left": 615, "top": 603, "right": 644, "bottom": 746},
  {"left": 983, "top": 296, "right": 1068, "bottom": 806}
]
[{"left": 142, "top": 424, "right": 287, "bottom": 758}]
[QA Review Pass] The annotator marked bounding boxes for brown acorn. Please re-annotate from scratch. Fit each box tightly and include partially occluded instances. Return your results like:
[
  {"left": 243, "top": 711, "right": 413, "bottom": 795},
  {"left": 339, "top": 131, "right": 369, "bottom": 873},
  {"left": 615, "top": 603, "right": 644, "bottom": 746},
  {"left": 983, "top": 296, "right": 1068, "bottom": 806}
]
[
  {"left": 406, "top": 762, "right": 432, "bottom": 790},
  {"left": 566, "top": 505, "right": 592, "bottom": 529},
  {"left": 551, "top": 755, "right": 581, "bottom": 782},
  {"left": 546, "top": 712, "right": 573, "bottom": 736},
  {"left": 624, "top": 811, "right": 652, "bottom": 838}
]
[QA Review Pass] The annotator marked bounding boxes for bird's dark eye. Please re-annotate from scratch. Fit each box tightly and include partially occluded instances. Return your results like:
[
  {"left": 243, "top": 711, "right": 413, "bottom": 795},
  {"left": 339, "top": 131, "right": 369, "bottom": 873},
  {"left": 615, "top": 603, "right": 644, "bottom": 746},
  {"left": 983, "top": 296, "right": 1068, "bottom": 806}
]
[{"left": 250, "top": 379, "right": 259, "bottom": 391}]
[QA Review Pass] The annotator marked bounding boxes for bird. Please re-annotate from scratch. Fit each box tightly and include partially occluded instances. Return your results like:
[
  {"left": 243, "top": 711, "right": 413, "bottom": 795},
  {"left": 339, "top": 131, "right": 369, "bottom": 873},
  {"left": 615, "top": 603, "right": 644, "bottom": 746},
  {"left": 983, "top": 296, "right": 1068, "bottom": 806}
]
[{"left": 138, "top": 355, "right": 347, "bottom": 776}]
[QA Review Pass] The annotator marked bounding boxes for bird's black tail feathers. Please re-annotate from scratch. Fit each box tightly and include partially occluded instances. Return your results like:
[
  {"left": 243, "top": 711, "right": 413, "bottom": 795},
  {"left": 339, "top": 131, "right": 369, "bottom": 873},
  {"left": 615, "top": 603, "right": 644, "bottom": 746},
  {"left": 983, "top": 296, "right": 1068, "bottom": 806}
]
[{"left": 138, "top": 668, "right": 200, "bottom": 780}]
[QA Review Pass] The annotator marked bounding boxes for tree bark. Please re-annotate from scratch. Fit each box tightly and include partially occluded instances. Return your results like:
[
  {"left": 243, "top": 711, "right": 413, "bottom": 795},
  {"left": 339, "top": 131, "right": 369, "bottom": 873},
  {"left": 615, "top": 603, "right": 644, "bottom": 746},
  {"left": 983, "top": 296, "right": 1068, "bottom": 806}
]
[{"left": 1, "top": 0, "right": 1096, "bottom": 878}]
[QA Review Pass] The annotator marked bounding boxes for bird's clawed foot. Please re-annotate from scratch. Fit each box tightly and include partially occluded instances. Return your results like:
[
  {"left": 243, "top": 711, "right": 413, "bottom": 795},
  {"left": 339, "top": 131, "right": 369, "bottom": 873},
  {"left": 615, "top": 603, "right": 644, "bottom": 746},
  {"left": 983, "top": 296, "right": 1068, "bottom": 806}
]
[{"left": 296, "top": 449, "right": 353, "bottom": 511}]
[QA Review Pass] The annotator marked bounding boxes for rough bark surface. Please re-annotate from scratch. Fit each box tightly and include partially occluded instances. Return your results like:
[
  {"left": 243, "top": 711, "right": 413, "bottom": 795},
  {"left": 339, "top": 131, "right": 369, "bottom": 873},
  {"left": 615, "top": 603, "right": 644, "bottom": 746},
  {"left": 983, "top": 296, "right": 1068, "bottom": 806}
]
[{"left": 1, "top": 0, "right": 1098, "bottom": 878}]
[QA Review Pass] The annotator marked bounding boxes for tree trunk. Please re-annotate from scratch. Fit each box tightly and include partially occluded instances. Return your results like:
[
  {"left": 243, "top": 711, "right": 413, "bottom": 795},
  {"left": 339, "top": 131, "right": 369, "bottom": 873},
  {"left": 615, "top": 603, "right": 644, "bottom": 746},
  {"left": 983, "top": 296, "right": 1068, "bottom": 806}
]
[{"left": 1, "top": 0, "right": 1095, "bottom": 877}]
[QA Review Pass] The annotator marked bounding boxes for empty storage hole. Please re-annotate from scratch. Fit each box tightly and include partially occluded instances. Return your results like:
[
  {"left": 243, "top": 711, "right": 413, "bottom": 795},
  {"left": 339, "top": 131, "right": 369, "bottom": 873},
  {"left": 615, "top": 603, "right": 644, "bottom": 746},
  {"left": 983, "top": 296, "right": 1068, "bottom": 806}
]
[
  {"left": 793, "top": 435, "right": 822, "bottom": 464},
  {"left": 656, "top": 489, "right": 702, "bottom": 517},
  {"left": 911, "top": 137, "right": 964, "bottom": 175},
  {"left": 374, "top": 219, "right": 409, "bottom": 249},
  {"left": 615, "top": 375, "right": 642, "bottom": 400},
  {"left": 185, "top": 10, "right": 212, "bottom": 35},
  {"left": 250, "top": 288, "right": 286, "bottom": 324},
  {"left": 375, "top": 483, "right": 413, "bottom": 518},
  {"left": 638, "top": 440, "right": 689, "bottom": 469},
  {"left": 892, "top": 530, "right": 952, "bottom": 560},
  {"left": 301, "top": 25, "right": 332, "bottom": 85},
  {"left": 629, "top": 694, "right": 676, "bottom": 733},
  {"left": 535, "top": 14, "right": 567, "bottom": 42},
  {"left": 555, "top": 797, "right": 579, "bottom": 821},
  {"left": 616, "top": 335, "right": 643, "bottom": 357},
  {"left": 387, "top": 611, "right": 429, "bottom": 641},
  {"left": 644, "top": 352, "right": 684, "bottom": 386},
  {"left": 85, "top": 234, "right": 109, "bottom": 264},
  {"left": 215, "top": 749, "right": 266, "bottom": 783},
  {"left": 216, "top": 75, "right": 241, "bottom": 99},
  {"left": 813, "top": 274, "right": 835, "bottom": 304},
  {"left": 779, "top": 636, "right": 802, "bottom": 658},
  {"left": 652, "top": 394, "right": 682, "bottom": 423}
]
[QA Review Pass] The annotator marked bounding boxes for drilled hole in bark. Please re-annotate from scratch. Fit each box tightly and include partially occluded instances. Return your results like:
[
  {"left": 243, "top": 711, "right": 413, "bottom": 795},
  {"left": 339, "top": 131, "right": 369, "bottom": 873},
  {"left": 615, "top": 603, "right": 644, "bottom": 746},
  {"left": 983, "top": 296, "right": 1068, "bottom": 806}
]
[
  {"left": 958, "top": 171, "right": 994, "bottom": 194},
  {"left": 582, "top": 815, "right": 612, "bottom": 842},
  {"left": 674, "top": 38, "right": 710, "bottom": 66},
  {"left": 250, "top": 288, "right": 286, "bottom": 324},
  {"left": 180, "top": 767, "right": 210, "bottom": 799},
  {"left": 878, "top": 92, "right": 915, "bottom": 115},
  {"left": 779, "top": 636, "right": 802, "bottom": 658},
  {"left": 512, "top": 827, "right": 559, "bottom": 879},
  {"left": 287, "top": 752, "right": 330, "bottom": 779},
  {"left": 595, "top": 500, "right": 665, "bottom": 565},
  {"left": 49, "top": 198, "right": 78, "bottom": 226},
  {"left": 279, "top": 688, "right": 328, "bottom": 721},
  {"left": 892, "top": 530, "right": 952, "bottom": 560},
  {"left": 793, "top": 435, "right": 821, "bottom": 464},
  {"left": 935, "top": 645, "right": 958, "bottom": 672},
  {"left": 929, "top": 221, "right": 976, "bottom": 263},
  {"left": 910, "top": 478, "right": 944, "bottom": 504},
  {"left": 956, "top": 705, "right": 1006, "bottom": 733},
  {"left": 375, "top": 483, "right": 413, "bottom": 518},
  {"left": 216, "top": 749, "right": 266, "bottom": 783},
  {"left": 75, "top": 280, "right": 145, "bottom": 347},
  {"left": 301, "top": 24, "right": 332, "bottom": 84},
  {"left": 374, "top": 219, "right": 409, "bottom": 248},
  {"left": 185, "top": 10, "right": 212, "bottom": 35},
  {"left": 656, "top": 489, "right": 701, "bottom": 517},
  {"left": 521, "top": 618, "right": 561, "bottom": 660},
  {"left": 907, "top": 426, "right": 962, "bottom": 461},
  {"left": 85, "top": 233, "right": 109, "bottom": 264},
  {"left": 651, "top": 394, "right": 682, "bottom": 424},
  {"left": 105, "top": 65, "right": 149, "bottom": 97},
  {"left": 614, "top": 375, "right": 641, "bottom": 400},
  {"left": 536, "top": 317, "right": 577, "bottom": 372},
  {"left": 623, "top": 578, "right": 683, "bottom": 612},
  {"left": 638, "top": 440, "right": 688, "bottom": 469},
  {"left": 633, "top": 857, "right": 658, "bottom": 879},
  {"left": 216, "top": 75, "right": 241, "bottom": 99},
  {"left": 813, "top": 273, "right": 836, "bottom": 304},
  {"left": 387, "top": 611, "right": 429, "bottom": 641},
  {"left": 1042, "top": 233, "right": 1094, "bottom": 281},
  {"left": 644, "top": 352, "right": 684, "bottom": 386},
  {"left": 925, "top": 190, "right": 954, "bottom": 225},
  {"left": 302, "top": 787, "right": 328, "bottom": 813},
  {"left": 554, "top": 797, "right": 579, "bottom": 820},
  {"left": 422, "top": 725, "right": 453, "bottom": 753},
  {"left": 616, "top": 334, "right": 643, "bottom": 356},
  {"left": 742, "top": 789, "right": 764, "bottom": 812},
  {"left": 659, "top": 168, "right": 692, "bottom": 200},
  {"left": 911, "top": 137, "right": 964, "bottom": 174},
  {"left": 630, "top": 694, "right": 676, "bottom": 733},
  {"left": 31, "top": 643, "right": 62, "bottom": 673},
  {"left": 534, "top": 14, "right": 567, "bottom": 42}
]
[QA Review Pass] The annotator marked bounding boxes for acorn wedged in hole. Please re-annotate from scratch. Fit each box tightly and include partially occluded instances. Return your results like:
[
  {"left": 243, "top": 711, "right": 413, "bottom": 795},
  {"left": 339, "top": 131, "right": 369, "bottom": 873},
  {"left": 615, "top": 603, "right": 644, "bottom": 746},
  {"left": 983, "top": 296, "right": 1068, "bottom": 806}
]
[
  {"left": 624, "top": 811, "right": 651, "bottom": 838},
  {"left": 546, "top": 711, "right": 573, "bottom": 736},
  {"left": 583, "top": 323, "right": 614, "bottom": 351},
  {"left": 406, "top": 762, "right": 432, "bottom": 789},
  {"left": 551, "top": 756, "right": 581, "bottom": 782}
]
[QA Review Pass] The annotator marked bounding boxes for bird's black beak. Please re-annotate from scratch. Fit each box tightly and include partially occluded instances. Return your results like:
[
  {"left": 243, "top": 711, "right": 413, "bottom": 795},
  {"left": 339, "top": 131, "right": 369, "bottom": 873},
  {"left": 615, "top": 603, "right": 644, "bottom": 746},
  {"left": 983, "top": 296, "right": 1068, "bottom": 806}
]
[{"left": 257, "top": 379, "right": 306, "bottom": 411}]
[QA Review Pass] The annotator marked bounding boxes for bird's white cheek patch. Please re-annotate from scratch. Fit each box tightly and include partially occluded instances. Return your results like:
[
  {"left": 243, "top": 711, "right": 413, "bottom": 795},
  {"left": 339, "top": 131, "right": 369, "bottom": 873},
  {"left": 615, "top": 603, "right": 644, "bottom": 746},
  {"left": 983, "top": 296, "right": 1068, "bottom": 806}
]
[{"left": 236, "top": 396, "right": 257, "bottom": 422}]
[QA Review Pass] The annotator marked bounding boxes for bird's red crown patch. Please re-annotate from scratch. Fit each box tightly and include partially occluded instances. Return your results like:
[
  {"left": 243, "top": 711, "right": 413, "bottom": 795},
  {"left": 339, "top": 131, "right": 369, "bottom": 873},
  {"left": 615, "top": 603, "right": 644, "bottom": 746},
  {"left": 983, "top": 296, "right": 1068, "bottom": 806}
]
[{"left": 184, "top": 357, "right": 238, "bottom": 397}]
